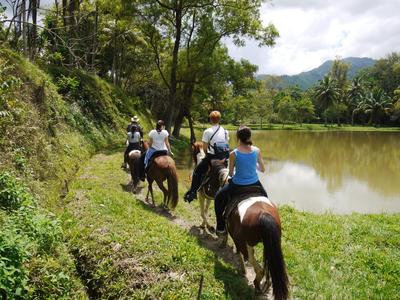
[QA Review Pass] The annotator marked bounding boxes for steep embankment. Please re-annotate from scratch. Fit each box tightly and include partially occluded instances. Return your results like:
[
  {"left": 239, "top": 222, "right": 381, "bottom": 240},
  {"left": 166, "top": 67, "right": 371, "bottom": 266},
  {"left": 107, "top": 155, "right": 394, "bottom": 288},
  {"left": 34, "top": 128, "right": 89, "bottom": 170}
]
[{"left": 0, "top": 48, "right": 151, "bottom": 299}]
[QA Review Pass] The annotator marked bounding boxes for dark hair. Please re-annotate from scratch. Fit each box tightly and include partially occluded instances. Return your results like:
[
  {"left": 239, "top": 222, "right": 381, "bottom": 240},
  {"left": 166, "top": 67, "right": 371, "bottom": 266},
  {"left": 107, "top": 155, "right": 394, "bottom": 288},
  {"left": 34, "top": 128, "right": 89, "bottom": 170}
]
[
  {"left": 156, "top": 120, "right": 164, "bottom": 132},
  {"left": 236, "top": 126, "right": 252, "bottom": 145},
  {"left": 131, "top": 125, "right": 138, "bottom": 133}
]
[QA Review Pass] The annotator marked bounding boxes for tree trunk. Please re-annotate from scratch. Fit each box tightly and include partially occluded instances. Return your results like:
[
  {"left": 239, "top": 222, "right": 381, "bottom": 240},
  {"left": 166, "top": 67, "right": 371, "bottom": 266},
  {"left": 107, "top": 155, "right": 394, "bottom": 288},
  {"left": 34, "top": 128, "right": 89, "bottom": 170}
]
[
  {"left": 62, "top": 0, "right": 68, "bottom": 28},
  {"left": 21, "top": 0, "right": 28, "bottom": 56},
  {"left": 30, "top": 0, "right": 39, "bottom": 60},
  {"left": 164, "top": 4, "right": 182, "bottom": 132},
  {"left": 188, "top": 113, "right": 196, "bottom": 144},
  {"left": 172, "top": 82, "right": 194, "bottom": 138}
]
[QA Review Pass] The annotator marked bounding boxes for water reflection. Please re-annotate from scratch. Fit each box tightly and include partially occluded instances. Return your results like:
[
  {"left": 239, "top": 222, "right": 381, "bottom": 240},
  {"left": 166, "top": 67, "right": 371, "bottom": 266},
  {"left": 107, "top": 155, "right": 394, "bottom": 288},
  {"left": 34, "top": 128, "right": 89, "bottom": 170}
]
[{"left": 176, "top": 130, "right": 400, "bottom": 214}]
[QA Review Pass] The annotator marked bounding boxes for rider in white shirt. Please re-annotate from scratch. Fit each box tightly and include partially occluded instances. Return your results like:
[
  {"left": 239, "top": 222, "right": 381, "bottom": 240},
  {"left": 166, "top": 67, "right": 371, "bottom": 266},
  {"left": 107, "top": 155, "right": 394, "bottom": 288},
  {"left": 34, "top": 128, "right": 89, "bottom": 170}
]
[{"left": 184, "top": 111, "right": 229, "bottom": 202}]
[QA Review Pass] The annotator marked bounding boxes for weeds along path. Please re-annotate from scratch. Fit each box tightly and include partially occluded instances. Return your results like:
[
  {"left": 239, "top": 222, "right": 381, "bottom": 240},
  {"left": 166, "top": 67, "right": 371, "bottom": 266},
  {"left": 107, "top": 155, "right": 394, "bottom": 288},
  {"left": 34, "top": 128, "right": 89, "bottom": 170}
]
[{"left": 62, "top": 152, "right": 257, "bottom": 299}]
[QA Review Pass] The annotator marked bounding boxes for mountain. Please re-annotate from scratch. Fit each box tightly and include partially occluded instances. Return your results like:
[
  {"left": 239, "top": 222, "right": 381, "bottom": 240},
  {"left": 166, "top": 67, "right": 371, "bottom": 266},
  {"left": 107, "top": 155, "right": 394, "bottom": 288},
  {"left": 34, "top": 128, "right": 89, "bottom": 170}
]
[{"left": 257, "top": 57, "right": 376, "bottom": 90}]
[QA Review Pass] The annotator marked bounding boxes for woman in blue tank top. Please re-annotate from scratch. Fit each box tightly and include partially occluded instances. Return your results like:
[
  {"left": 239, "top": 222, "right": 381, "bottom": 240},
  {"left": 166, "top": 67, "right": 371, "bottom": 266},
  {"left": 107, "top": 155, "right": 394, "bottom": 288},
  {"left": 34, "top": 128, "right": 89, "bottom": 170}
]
[{"left": 214, "top": 126, "right": 268, "bottom": 237}]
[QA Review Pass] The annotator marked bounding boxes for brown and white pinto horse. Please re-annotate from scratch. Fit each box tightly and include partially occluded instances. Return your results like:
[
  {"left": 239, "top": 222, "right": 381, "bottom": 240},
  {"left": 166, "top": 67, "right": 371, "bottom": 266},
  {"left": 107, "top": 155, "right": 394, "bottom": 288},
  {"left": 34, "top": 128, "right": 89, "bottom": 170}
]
[
  {"left": 211, "top": 159, "right": 289, "bottom": 299},
  {"left": 146, "top": 155, "right": 179, "bottom": 210},
  {"left": 191, "top": 142, "right": 229, "bottom": 232}
]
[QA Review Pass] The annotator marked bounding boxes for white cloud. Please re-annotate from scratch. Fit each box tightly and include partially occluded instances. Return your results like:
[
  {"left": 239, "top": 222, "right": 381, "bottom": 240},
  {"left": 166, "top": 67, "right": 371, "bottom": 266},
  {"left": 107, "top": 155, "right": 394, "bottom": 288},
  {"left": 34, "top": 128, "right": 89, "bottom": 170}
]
[{"left": 225, "top": 0, "right": 400, "bottom": 75}]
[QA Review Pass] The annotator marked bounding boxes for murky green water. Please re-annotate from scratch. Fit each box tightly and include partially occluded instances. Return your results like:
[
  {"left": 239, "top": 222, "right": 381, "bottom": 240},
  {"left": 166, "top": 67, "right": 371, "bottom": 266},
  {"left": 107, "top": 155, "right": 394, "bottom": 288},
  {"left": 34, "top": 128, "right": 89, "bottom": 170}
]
[{"left": 176, "top": 130, "right": 400, "bottom": 214}]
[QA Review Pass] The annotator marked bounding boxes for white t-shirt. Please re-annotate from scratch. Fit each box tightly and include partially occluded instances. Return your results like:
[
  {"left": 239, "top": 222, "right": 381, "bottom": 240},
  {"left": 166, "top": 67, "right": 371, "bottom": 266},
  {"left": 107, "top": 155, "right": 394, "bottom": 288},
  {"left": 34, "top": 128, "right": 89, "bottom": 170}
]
[
  {"left": 149, "top": 129, "right": 169, "bottom": 151},
  {"left": 202, "top": 125, "right": 229, "bottom": 154},
  {"left": 127, "top": 131, "right": 141, "bottom": 143}
]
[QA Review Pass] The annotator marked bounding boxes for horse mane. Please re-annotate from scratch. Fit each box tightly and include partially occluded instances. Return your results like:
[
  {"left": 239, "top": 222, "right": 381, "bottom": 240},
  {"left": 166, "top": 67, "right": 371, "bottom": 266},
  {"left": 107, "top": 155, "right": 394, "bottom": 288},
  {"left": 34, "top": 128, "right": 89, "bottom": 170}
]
[{"left": 210, "top": 159, "right": 229, "bottom": 185}]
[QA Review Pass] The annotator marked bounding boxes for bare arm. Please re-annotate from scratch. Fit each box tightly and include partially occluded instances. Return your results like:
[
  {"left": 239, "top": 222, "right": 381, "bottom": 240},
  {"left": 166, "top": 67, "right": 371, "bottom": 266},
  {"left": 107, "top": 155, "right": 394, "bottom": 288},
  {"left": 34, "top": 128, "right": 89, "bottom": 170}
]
[
  {"left": 165, "top": 137, "right": 173, "bottom": 155},
  {"left": 148, "top": 137, "right": 153, "bottom": 148},
  {"left": 228, "top": 151, "right": 235, "bottom": 177},
  {"left": 202, "top": 142, "right": 208, "bottom": 153},
  {"left": 257, "top": 149, "right": 266, "bottom": 173}
]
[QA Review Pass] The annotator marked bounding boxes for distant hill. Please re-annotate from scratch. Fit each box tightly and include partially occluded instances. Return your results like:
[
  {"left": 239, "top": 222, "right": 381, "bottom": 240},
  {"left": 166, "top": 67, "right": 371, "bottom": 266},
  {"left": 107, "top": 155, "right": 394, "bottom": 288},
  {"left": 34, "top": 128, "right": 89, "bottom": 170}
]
[{"left": 257, "top": 57, "right": 376, "bottom": 90}]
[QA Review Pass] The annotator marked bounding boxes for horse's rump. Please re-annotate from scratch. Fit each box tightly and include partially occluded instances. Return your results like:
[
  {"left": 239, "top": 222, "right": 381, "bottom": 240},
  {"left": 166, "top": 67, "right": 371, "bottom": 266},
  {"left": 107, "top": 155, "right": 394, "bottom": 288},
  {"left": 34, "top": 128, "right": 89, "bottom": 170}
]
[{"left": 223, "top": 185, "right": 265, "bottom": 222}]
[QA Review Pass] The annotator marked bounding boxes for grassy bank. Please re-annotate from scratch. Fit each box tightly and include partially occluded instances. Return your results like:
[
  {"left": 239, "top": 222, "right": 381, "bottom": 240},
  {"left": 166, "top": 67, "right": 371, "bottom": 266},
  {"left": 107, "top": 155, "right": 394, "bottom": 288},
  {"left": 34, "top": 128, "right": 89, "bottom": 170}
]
[
  {"left": 0, "top": 48, "right": 152, "bottom": 298},
  {"left": 190, "top": 123, "right": 400, "bottom": 132},
  {"left": 62, "top": 150, "right": 400, "bottom": 299}
]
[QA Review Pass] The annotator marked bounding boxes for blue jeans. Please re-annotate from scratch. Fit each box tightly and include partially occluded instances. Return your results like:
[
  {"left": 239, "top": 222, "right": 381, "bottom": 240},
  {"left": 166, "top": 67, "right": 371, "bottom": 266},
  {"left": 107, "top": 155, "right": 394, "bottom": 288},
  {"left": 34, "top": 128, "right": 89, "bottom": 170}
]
[{"left": 214, "top": 180, "right": 268, "bottom": 232}]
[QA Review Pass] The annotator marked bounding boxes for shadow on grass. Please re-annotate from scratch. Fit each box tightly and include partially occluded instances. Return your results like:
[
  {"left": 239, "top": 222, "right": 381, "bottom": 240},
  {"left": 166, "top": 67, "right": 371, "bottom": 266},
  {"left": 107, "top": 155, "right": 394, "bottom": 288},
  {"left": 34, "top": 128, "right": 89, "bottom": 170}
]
[{"left": 120, "top": 180, "right": 255, "bottom": 298}]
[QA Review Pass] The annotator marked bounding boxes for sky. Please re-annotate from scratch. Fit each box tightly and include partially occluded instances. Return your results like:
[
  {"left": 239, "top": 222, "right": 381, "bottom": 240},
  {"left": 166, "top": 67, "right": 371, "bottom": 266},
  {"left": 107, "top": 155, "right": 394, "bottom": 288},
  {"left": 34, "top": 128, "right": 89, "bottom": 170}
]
[
  {"left": 225, "top": 0, "right": 400, "bottom": 75},
  {"left": 2, "top": 0, "right": 400, "bottom": 75}
]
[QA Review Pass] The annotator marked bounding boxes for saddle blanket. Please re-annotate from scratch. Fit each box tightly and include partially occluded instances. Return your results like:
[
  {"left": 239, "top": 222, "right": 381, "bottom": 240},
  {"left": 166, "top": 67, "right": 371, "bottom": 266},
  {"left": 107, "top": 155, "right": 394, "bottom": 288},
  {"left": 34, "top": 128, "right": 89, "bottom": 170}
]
[{"left": 238, "top": 196, "right": 274, "bottom": 223}]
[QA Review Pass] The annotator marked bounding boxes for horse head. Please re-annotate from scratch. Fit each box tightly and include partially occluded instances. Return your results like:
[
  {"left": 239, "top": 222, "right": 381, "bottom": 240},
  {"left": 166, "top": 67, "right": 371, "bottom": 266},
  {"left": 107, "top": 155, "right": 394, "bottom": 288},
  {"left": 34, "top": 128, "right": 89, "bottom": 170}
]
[{"left": 191, "top": 141, "right": 205, "bottom": 165}]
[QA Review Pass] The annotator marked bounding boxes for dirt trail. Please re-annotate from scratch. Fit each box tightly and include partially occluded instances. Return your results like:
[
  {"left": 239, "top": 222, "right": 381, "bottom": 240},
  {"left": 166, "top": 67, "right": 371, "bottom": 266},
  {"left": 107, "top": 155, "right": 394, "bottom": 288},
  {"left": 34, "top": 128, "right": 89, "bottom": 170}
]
[{"left": 132, "top": 182, "right": 272, "bottom": 299}]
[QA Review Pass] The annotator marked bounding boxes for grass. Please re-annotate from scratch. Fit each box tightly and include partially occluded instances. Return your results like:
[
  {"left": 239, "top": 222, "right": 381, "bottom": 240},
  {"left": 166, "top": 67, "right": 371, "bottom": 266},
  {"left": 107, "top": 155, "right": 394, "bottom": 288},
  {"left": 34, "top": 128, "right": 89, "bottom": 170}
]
[
  {"left": 61, "top": 150, "right": 400, "bottom": 299},
  {"left": 62, "top": 153, "right": 253, "bottom": 299}
]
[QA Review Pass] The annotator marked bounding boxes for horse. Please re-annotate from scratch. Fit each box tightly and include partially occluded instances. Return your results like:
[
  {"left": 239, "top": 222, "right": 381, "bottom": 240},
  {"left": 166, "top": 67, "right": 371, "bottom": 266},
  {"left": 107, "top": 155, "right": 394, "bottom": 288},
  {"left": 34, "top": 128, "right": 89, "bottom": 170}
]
[
  {"left": 127, "top": 150, "right": 142, "bottom": 193},
  {"left": 146, "top": 154, "right": 179, "bottom": 210},
  {"left": 191, "top": 142, "right": 229, "bottom": 232},
  {"left": 212, "top": 159, "right": 289, "bottom": 299},
  {"left": 126, "top": 141, "right": 148, "bottom": 193}
]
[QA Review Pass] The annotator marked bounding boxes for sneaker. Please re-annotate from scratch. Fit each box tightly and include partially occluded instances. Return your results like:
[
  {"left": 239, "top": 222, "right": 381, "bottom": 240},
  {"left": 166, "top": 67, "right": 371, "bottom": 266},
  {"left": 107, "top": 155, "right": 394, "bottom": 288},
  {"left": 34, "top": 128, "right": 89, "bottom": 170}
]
[
  {"left": 183, "top": 191, "right": 197, "bottom": 203},
  {"left": 216, "top": 230, "right": 227, "bottom": 237}
]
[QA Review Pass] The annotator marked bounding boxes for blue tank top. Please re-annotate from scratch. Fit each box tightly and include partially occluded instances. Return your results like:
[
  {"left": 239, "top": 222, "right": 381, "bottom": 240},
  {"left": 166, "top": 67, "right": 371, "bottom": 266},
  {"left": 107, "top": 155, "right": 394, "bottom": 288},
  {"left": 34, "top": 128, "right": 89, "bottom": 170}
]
[{"left": 232, "top": 146, "right": 259, "bottom": 185}]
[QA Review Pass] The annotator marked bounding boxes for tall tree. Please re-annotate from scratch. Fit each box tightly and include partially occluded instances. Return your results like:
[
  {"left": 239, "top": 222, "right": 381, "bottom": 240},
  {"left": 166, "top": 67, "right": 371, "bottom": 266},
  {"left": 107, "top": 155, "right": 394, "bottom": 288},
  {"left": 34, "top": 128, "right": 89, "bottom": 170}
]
[
  {"left": 314, "top": 75, "right": 340, "bottom": 125},
  {"left": 138, "top": 0, "right": 279, "bottom": 131}
]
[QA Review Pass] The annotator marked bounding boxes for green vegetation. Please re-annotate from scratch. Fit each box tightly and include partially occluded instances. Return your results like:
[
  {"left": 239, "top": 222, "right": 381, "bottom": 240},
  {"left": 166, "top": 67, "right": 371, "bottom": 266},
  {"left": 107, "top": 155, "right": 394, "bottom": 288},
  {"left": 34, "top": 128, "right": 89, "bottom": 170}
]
[
  {"left": 62, "top": 153, "right": 253, "bottom": 299},
  {"left": 0, "top": 172, "right": 86, "bottom": 299}
]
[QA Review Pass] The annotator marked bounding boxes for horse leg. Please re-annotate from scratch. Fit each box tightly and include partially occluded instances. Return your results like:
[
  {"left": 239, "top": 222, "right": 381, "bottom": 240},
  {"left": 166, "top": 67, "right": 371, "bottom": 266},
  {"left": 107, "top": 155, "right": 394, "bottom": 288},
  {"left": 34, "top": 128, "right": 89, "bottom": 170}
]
[
  {"left": 204, "top": 198, "right": 215, "bottom": 233},
  {"left": 198, "top": 191, "right": 207, "bottom": 229},
  {"left": 156, "top": 180, "right": 168, "bottom": 209},
  {"left": 146, "top": 179, "right": 155, "bottom": 206},
  {"left": 247, "top": 245, "right": 265, "bottom": 294}
]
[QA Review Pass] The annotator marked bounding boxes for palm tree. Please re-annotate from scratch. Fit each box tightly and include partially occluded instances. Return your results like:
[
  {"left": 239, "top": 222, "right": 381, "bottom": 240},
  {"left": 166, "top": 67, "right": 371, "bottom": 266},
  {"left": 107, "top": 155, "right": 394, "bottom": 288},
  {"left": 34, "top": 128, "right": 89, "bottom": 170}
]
[
  {"left": 358, "top": 88, "right": 393, "bottom": 126},
  {"left": 314, "top": 75, "right": 340, "bottom": 125},
  {"left": 347, "top": 77, "right": 366, "bottom": 125}
]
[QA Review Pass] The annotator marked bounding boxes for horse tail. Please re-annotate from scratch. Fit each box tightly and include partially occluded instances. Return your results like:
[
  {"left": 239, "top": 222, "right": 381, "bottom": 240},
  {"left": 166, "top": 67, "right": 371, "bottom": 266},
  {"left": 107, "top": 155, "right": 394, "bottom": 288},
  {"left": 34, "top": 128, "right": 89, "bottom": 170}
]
[
  {"left": 259, "top": 213, "right": 289, "bottom": 300},
  {"left": 167, "top": 164, "right": 179, "bottom": 209}
]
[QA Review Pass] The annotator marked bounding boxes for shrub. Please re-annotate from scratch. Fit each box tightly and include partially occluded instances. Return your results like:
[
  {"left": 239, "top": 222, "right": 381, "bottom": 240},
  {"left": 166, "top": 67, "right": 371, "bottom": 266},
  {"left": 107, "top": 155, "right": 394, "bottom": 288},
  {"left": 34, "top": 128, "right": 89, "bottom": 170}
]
[{"left": 0, "top": 172, "right": 32, "bottom": 211}]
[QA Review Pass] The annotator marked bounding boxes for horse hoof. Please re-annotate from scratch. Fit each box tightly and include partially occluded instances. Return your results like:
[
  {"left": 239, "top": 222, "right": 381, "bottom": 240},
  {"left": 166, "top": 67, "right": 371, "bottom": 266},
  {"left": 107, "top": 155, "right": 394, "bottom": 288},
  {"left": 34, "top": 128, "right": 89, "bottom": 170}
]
[{"left": 207, "top": 226, "right": 215, "bottom": 234}]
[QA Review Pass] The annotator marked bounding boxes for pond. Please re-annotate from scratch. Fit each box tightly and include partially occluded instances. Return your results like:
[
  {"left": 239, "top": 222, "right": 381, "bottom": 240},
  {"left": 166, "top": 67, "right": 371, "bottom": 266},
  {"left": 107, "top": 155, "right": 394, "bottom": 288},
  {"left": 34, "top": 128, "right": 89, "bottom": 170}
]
[{"left": 176, "top": 130, "right": 400, "bottom": 214}]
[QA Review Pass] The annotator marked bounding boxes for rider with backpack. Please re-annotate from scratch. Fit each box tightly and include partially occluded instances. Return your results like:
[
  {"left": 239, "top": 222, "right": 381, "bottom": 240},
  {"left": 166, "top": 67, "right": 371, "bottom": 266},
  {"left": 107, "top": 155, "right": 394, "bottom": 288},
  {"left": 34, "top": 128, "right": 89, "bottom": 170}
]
[{"left": 184, "top": 111, "right": 230, "bottom": 202}]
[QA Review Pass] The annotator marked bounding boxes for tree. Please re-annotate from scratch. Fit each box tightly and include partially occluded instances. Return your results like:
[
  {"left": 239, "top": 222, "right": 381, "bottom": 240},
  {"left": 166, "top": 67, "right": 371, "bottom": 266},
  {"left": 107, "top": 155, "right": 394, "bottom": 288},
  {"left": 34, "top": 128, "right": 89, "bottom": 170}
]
[
  {"left": 295, "top": 97, "right": 314, "bottom": 126},
  {"left": 347, "top": 77, "right": 366, "bottom": 125},
  {"left": 138, "top": 0, "right": 279, "bottom": 131},
  {"left": 314, "top": 75, "right": 340, "bottom": 125},
  {"left": 251, "top": 87, "right": 273, "bottom": 128},
  {"left": 277, "top": 95, "right": 296, "bottom": 127},
  {"left": 360, "top": 88, "right": 393, "bottom": 126}
]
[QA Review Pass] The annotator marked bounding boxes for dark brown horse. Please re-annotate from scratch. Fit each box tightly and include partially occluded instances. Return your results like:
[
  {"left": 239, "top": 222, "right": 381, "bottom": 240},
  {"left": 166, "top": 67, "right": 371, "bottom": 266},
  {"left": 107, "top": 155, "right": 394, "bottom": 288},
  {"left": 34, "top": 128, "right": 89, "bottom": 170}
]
[
  {"left": 127, "top": 141, "right": 148, "bottom": 193},
  {"left": 212, "top": 161, "right": 289, "bottom": 299},
  {"left": 146, "top": 155, "right": 179, "bottom": 210}
]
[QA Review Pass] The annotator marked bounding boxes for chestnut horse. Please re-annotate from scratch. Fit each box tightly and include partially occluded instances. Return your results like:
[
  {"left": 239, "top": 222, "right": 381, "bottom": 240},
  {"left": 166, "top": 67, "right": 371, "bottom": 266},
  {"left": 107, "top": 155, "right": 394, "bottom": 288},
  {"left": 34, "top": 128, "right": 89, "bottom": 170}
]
[
  {"left": 191, "top": 142, "right": 229, "bottom": 232},
  {"left": 146, "top": 154, "right": 179, "bottom": 210}
]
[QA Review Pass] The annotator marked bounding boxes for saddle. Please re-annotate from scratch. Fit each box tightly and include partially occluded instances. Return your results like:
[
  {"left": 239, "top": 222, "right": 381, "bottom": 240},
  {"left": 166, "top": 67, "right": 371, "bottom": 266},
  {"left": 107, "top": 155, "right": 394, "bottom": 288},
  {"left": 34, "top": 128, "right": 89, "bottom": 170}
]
[
  {"left": 199, "top": 159, "right": 228, "bottom": 198},
  {"left": 145, "top": 150, "right": 168, "bottom": 172},
  {"left": 223, "top": 185, "right": 265, "bottom": 221}
]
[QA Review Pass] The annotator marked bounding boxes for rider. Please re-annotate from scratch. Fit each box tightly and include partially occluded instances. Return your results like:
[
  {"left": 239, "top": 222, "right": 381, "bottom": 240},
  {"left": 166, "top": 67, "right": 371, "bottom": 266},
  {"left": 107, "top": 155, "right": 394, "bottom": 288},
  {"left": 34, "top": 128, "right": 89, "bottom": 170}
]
[
  {"left": 122, "top": 124, "right": 142, "bottom": 169},
  {"left": 184, "top": 110, "right": 230, "bottom": 202},
  {"left": 214, "top": 126, "right": 268, "bottom": 237},
  {"left": 127, "top": 116, "right": 144, "bottom": 138},
  {"left": 141, "top": 120, "right": 174, "bottom": 176}
]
